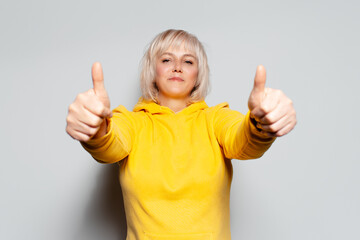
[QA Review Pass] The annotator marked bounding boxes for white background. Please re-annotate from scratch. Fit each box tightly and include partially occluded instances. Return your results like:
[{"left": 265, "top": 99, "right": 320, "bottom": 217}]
[{"left": 1, "top": 0, "right": 359, "bottom": 239}]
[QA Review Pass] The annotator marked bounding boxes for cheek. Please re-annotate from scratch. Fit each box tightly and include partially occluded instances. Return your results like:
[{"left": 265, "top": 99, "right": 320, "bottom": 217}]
[
  {"left": 189, "top": 68, "right": 199, "bottom": 81},
  {"left": 155, "top": 65, "right": 162, "bottom": 78},
  {"left": 156, "top": 64, "right": 171, "bottom": 78}
]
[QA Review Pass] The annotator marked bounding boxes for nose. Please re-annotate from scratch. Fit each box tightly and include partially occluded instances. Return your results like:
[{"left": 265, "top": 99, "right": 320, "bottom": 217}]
[{"left": 172, "top": 61, "right": 182, "bottom": 73}]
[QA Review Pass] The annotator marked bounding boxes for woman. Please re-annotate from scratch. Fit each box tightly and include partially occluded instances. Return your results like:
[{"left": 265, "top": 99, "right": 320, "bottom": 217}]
[{"left": 66, "top": 29, "right": 296, "bottom": 240}]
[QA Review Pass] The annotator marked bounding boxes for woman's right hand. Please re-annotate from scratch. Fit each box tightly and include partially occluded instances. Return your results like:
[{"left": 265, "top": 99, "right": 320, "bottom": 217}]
[{"left": 66, "top": 62, "right": 112, "bottom": 142}]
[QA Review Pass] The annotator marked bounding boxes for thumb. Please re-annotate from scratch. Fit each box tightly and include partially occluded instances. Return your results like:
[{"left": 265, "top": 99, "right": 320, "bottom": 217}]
[
  {"left": 92, "top": 62, "right": 108, "bottom": 98},
  {"left": 91, "top": 62, "right": 111, "bottom": 114},
  {"left": 252, "top": 64, "right": 266, "bottom": 97},
  {"left": 248, "top": 65, "right": 266, "bottom": 111}
]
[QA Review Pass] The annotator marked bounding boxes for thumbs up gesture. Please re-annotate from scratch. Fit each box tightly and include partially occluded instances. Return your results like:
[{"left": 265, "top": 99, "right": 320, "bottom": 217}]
[
  {"left": 66, "top": 62, "right": 113, "bottom": 142},
  {"left": 248, "top": 65, "right": 296, "bottom": 137}
]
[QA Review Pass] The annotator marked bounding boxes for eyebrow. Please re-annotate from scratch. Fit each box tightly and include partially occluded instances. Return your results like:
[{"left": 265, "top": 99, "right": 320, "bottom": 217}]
[{"left": 161, "top": 52, "right": 197, "bottom": 59}]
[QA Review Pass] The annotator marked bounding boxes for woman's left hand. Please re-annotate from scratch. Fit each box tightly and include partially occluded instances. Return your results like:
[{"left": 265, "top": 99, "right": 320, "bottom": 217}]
[{"left": 248, "top": 65, "right": 297, "bottom": 137}]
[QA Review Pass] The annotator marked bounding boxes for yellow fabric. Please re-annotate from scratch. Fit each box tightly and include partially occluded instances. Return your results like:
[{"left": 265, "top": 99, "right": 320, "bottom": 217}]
[{"left": 82, "top": 98, "right": 275, "bottom": 240}]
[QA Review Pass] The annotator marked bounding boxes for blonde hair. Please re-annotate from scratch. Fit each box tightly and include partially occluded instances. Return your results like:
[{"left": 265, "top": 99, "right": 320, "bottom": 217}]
[{"left": 140, "top": 29, "right": 210, "bottom": 103}]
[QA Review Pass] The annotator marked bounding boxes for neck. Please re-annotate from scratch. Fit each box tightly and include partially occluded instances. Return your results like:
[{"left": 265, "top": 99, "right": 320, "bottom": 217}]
[{"left": 157, "top": 95, "right": 189, "bottom": 113}]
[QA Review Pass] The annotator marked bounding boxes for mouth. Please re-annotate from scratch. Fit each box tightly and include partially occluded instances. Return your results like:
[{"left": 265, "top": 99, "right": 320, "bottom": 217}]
[{"left": 169, "top": 77, "right": 184, "bottom": 81}]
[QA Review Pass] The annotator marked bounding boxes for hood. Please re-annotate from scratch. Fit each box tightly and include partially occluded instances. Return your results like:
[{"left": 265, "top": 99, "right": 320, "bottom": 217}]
[{"left": 133, "top": 97, "right": 208, "bottom": 115}]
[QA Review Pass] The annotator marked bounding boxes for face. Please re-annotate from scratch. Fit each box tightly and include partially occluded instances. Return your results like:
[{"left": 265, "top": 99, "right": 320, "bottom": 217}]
[{"left": 155, "top": 44, "right": 198, "bottom": 102}]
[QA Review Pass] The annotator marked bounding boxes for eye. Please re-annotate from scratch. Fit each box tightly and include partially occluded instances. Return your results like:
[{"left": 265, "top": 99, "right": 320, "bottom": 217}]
[
  {"left": 185, "top": 60, "right": 193, "bottom": 64},
  {"left": 162, "top": 59, "right": 170, "bottom": 63}
]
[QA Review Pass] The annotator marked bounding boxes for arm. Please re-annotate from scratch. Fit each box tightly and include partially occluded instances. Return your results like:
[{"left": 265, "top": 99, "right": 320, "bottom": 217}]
[
  {"left": 80, "top": 106, "right": 135, "bottom": 164},
  {"left": 214, "top": 105, "right": 275, "bottom": 160},
  {"left": 214, "top": 65, "right": 296, "bottom": 160}
]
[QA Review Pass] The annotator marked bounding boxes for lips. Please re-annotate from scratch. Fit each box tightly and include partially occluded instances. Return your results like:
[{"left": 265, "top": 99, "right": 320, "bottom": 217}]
[{"left": 169, "top": 77, "right": 184, "bottom": 81}]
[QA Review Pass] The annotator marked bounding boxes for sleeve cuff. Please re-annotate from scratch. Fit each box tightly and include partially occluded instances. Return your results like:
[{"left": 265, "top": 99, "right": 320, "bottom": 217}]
[
  {"left": 80, "top": 117, "right": 113, "bottom": 150},
  {"left": 245, "top": 111, "right": 276, "bottom": 142}
]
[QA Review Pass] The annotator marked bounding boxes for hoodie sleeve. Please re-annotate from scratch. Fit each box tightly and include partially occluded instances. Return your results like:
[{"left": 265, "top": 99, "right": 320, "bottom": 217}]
[
  {"left": 81, "top": 105, "right": 136, "bottom": 164},
  {"left": 213, "top": 103, "right": 276, "bottom": 160}
]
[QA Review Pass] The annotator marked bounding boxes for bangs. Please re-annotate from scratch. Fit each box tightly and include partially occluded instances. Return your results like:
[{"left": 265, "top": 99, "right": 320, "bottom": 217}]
[{"left": 151, "top": 31, "right": 199, "bottom": 60}]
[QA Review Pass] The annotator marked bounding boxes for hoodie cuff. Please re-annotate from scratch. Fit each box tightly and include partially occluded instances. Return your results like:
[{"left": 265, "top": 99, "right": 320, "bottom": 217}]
[
  {"left": 80, "top": 117, "right": 113, "bottom": 151},
  {"left": 246, "top": 111, "right": 276, "bottom": 142}
]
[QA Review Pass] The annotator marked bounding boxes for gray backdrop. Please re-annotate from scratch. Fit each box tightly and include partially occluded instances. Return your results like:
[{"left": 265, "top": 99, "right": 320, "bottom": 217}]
[{"left": 1, "top": 0, "right": 359, "bottom": 239}]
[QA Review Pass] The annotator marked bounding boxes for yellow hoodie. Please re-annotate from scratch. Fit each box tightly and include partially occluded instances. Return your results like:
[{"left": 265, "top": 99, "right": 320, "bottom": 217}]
[{"left": 82, "top": 99, "right": 275, "bottom": 240}]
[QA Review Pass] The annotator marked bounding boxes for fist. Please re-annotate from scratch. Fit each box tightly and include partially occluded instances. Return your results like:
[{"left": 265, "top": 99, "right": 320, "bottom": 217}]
[
  {"left": 248, "top": 65, "right": 297, "bottom": 137},
  {"left": 66, "top": 62, "right": 112, "bottom": 142}
]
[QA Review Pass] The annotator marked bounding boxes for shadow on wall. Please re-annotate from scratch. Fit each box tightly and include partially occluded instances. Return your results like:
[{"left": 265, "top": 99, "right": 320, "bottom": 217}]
[{"left": 74, "top": 163, "right": 127, "bottom": 240}]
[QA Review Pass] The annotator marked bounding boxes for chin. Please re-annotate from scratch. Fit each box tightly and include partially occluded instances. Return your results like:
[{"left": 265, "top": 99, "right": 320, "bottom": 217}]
[{"left": 165, "top": 89, "right": 190, "bottom": 97}]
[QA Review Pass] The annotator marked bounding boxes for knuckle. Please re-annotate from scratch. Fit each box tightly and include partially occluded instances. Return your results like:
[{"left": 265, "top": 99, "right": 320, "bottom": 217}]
[
  {"left": 275, "top": 129, "right": 286, "bottom": 137},
  {"left": 89, "top": 127, "right": 99, "bottom": 136},
  {"left": 273, "top": 89, "right": 283, "bottom": 97},
  {"left": 81, "top": 136, "right": 90, "bottom": 142},
  {"left": 75, "top": 93, "right": 83, "bottom": 101},
  {"left": 263, "top": 115, "right": 273, "bottom": 123},
  {"left": 259, "top": 104, "right": 270, "bottom": 114},
  {"left": 66, "top": 112, "right": 75, "bottom": 121},
  {"left": 66, "top": 115, "right": 71, "bottom": 123},
  {"left": 66, "top": 128, "right": 75, "bottom": 139},
  {"left": 285, "top": 99, "right": 293, "bottom": 108},
  {"left": 258, "top": 103, "right": 265, "bottom": 112},
  {"left": 90, "top": 116, "right": 102, "bottom": 127},
  {"left": 96, "top": 104, "right": 106, "bottom": 115},
  {"left": 275, "top": 132, "right": 284, "bottom": 137},
  {"left": 268, "top": 125, "right": 277, "bottom": 132},
  {"left": 76, "top": 92, "right": 88, "bottom": 102},
  {"left": 66, "top": 115, "right": 77, "bottom": 126},
  {"left": 68, "top": 103, "right": 76, "bottom": 113},
  {"left": 276, "top": 89, "right": 283, "bottom": 95},
  {"left": 97, "top": 117, "right": 104, "bottom": 126}
]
